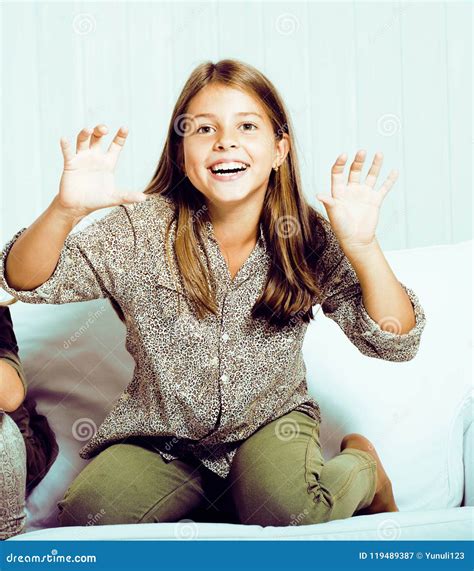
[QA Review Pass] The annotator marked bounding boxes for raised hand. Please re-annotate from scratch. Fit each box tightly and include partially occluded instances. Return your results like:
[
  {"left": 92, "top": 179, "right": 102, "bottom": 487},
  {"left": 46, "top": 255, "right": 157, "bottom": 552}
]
[
  {"left": 316, "top": 150, "right": 399, "bottom": 250},
  {"left": 57, "top": 124, "right": 147, "bottom": 218}
]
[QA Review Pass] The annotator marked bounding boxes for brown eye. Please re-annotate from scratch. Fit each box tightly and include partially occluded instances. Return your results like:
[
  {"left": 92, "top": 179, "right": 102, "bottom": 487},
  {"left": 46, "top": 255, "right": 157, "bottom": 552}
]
[{"left": 196, "top": 125, "right": 215, "bottom": 134}]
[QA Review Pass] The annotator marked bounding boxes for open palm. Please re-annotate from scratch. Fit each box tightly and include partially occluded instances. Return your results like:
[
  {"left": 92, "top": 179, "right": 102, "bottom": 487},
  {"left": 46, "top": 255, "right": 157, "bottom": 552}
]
[
  {"left": 58, "top": 124, "right": 147, "bottom": 218},
  {"left": 317, "top": 150, "right": 399, "bottom": 249}
]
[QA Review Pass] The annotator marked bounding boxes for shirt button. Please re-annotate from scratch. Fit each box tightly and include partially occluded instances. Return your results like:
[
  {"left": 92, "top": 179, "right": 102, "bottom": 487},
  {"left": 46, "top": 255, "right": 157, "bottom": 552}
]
[
  {"left": 210, "top": 356, "right": 218, "bottom": 366},
  {"left": 221, "top": 374, "right": 229, "bottom": 383},
  {"left": 222, "top": 333, "right": 229, "bottom": 342}
]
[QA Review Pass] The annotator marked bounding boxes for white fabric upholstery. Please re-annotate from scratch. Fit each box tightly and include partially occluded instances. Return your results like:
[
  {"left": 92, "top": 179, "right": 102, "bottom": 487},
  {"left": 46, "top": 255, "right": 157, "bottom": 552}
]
[
  {"left": 462, "top": 393, "right": 474, "bottom": 507},
  {"left": 8, "top": 508, "right": 474, "bottom": 541}
]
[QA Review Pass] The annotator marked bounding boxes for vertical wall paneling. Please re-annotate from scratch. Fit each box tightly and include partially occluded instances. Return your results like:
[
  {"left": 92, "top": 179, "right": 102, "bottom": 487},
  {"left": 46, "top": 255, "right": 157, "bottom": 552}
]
[
  {"left": 306, "top": 2, "right": 359, "bottom": 220},
  {"left": 262, "top": 3, "right": 322, "bottom": 208},
  {"left": 399, "top": 2, "right": 452, "bottom": 247},
  {"left": 1, "top": 2, "right": 471, "bottom": 248},
  {"left": 444, "top": 1, "right": 472, "bottom": 243},
  {"left": 353, "top": 1, "right": 408, "bottom": 250}
]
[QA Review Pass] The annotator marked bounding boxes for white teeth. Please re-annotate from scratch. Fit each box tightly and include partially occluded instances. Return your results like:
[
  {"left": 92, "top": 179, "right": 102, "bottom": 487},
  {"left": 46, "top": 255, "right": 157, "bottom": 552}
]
[
  {"left": 212, "top": 170, "right": 244, "bottom": 177},
  {"left": 209, "top": 161, "right": 248, "bottom": 173}
]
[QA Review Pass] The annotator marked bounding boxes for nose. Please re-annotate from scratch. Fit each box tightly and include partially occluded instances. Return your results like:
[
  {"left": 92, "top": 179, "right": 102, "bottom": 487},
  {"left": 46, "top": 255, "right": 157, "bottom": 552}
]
[
  {"left": 213, "top": 128, "right": 239, "bottom": 151},
  {"left": 214, "top": 140, "right": 238, "bottom": 151}
]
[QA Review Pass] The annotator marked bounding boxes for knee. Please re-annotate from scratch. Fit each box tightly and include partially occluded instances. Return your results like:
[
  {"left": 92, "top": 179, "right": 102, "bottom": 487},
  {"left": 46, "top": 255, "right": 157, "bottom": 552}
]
[
  {"left": 0, "top": 411, "right": 26, "bottom": 465},
  {"left": 57, "top": 482, "right": 89, "bottom": 527},
  {"left": 0, "top": 413, "right": 27, "bottom": 538},
  {"left": 228, "top": 445, "right": 331, "bottom": 527},
  {"left": 229, "top": 471, "right": 331, "bottom": 527},
  {"left": 57, "top": 477, "right": 110, "bottom": 527}
]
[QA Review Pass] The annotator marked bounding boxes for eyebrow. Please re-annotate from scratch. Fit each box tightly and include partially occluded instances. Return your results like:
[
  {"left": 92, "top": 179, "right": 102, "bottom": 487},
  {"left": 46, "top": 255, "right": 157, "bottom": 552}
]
[{"left": 192, "top": 112, "right": 264, "bottom": 120}]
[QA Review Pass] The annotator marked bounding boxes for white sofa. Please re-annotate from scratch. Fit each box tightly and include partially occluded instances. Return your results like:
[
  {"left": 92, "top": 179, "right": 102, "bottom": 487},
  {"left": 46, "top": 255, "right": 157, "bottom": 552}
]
[{"left": 5, "top": 239, "right": 473, "bottom": 541}]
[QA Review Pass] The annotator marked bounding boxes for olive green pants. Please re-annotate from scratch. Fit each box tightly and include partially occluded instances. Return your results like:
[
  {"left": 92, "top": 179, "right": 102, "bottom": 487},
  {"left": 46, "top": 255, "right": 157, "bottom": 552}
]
[{"left": 57, "top": 410, "right": 377, "bottom": 527}]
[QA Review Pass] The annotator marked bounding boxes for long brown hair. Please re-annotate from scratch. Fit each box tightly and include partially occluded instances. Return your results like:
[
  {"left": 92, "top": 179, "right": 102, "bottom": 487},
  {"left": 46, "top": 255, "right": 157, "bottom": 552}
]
[{"left": 138, "top": 58, "right": 333, "bottom": 328}]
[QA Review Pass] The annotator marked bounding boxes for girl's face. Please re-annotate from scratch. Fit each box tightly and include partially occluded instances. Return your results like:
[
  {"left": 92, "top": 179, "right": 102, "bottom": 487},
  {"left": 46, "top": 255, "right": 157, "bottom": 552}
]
[{"left": 182, "top": 83, "right": 289, "bottom": 208}]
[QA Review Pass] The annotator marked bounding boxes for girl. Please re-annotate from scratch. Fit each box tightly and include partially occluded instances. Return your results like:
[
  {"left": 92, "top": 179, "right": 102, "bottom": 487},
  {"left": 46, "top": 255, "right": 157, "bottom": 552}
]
[
  {"left": 0, "top": 59, "right": 426, "bottom": 528},
  {"left": 0, "top": 298, "right": 59, "bottom": 539}
]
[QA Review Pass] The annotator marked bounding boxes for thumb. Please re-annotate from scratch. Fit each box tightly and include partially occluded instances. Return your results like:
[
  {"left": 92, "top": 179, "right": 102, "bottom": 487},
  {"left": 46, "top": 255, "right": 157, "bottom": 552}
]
[
  {"left": 120, "top": 192, "right": 149, "bottom": 205},
  {"left": 316, "top": 194, "right": 335, "bottom": 208}
]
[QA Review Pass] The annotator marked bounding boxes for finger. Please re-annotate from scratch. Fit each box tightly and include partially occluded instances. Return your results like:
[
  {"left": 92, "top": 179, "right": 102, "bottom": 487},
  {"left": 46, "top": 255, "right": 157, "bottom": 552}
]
[
  {"left": 331, "top": 153, "right": 348, "bottom": 192},
  {"left": 348, "top": 149, "right": 366, "bottom": 185},
  {"left": 365, "top": 152, "right": 384, "bottom": 188},
  {"left": 76, "top": 127, "right": 92, "bottom": 153},
  {"left": 60, "top": 137, "right": 74, "bottom": 163},
  {"left": 378, "top": 169, "right": 399, "bottom": 200},
  {"left": 107, "top": 126, "right": 129, "bottom": 163},
  {"left": 89, "top": 124, "right": 108, "bottom": 150}
]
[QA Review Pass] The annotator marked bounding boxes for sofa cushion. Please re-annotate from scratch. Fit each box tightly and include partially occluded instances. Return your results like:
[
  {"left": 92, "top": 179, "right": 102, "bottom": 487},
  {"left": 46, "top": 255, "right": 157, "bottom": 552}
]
[
  {"left": 8, "top": 507, "right": 474, "bottom": 541},
  {"left": 2, "top": 240, "right": 471, "bottom": 532}
]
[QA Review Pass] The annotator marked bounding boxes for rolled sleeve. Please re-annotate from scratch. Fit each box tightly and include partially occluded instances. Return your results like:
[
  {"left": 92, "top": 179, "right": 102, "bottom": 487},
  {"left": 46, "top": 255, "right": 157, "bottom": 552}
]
[
  {"left": 0, "top": 205, "right": 135, "bottom": 305},
  {"left": 315, "top": 214, "right": 427, "bottom": 362},
  {"left": 354, "top": 280, "right": 427, "bottom": 361}
]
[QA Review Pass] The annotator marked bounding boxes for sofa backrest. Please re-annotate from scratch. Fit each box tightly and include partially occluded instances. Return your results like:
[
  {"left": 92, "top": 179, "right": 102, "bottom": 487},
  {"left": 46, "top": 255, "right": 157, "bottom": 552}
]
[{"left": 304, "top": 240, "right": 472, "bottom": 512}]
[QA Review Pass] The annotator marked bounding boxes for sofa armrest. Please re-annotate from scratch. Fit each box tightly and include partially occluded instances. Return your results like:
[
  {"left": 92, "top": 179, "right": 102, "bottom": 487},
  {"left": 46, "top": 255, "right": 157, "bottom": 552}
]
[{"left": 461, "top": 400, "right": 473, "bottom": 507}]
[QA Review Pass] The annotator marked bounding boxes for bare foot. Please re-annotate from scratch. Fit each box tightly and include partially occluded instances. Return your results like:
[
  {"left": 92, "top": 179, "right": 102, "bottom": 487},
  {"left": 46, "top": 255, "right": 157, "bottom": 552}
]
[{"left": 340, "top": 433, "right": 399, "bottom": 515}]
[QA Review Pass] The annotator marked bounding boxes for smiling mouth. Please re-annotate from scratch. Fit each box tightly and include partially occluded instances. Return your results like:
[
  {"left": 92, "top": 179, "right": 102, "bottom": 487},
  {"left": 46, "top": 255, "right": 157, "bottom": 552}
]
[
  {"left": 208, "top": 164, "right": 249, "bottom": 176},
  {"left": 207, "top": 164, "right": 250, "bottom": 182},
  {"left": 207, "top": 161, "right": 251, "bottom": 182}
]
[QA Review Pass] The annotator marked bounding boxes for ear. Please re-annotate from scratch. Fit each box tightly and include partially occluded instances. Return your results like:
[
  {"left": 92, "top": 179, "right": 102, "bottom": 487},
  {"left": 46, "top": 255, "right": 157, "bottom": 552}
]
[{"left": 275, "top": 133, "right": 290, "bottom": 166}]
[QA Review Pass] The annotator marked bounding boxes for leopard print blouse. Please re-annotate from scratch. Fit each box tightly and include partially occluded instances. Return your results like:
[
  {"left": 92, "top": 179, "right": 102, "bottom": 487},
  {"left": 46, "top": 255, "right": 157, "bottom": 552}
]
[{"left": 0, "top": 193, "right": 427, "bottom": 479}]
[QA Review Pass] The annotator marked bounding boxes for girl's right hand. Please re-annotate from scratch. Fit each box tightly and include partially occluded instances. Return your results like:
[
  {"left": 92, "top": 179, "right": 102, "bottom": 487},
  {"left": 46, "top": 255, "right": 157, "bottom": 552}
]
[{"left": 57, "top": 124, "right": 148, "bottom": 218}]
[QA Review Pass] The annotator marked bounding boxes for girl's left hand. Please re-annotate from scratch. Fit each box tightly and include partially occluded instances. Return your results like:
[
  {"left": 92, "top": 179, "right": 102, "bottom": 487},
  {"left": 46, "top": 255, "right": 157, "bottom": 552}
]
[{"left": 316, "top": 149, "right": 399, "bottom": 250}]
